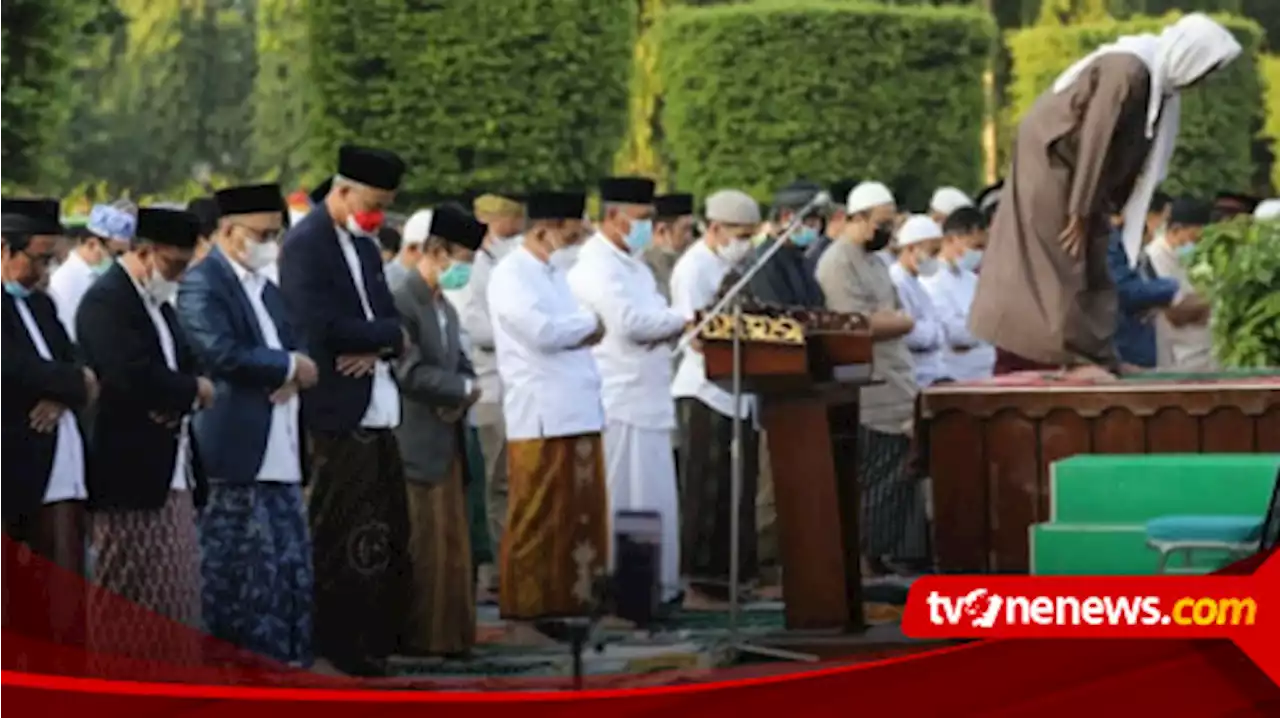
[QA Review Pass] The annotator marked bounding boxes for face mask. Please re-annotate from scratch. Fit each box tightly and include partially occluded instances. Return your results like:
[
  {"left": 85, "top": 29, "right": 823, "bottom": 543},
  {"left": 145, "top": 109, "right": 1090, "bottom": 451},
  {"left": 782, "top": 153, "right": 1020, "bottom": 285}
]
[
  {"left": 718, "top": 237, "right": 754, "bottom": 266},
  {"left": 957, "top": 248, "right": 983, "bottom": 272},
  {"left": 624, "top": 218, "right": 653, "bottom": 254},
  {"left": 3, "top": 281, "right": 32, "bottom": 299},
  {"left": 1176, "top": 243, "right": 1196, "bottom": 260},
  {"left": 551, "top": 243, "right": 582, "bottom": 271},
  {"left": 792, "top": 226, "right": 818, "bottom": 248},
  {"left": 244, "top": 240, "right": 279, "bottom": 271},
  {"left": 438, "top": 260, "right": 472, "bottom": 290},
  {"left": 146, "top": 267, "right": 179, "bottom": 305},
  {"left": 347, "top": 209, "right": 385, "bottom": 237},
  {"left": 92, "top": 257, "right": 115, "bottom": 275},
  {"left": 866, "top": 222, "right": 894, "bottom": 252},
  {"left": 917, "top": 255, "right": 941, "bottom": 278}
]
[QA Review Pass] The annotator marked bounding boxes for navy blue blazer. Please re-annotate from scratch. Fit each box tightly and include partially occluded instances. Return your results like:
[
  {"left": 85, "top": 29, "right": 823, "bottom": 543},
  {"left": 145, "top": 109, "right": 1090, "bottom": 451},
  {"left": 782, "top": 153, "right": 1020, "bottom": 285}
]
[
  {"left": 1107, "top": 231, "right": 1179, "bottom": 368},
  {"left": 177, "top": 247, "right": 306, "bottom": 484},
  {"left": 279, "top": 206, "right": 403, "bottom": 433}
]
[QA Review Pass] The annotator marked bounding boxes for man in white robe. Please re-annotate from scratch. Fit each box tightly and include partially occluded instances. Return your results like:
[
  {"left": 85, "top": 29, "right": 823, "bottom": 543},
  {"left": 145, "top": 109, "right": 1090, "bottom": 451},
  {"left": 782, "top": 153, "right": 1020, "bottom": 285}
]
[
  {"left": 1145, "top": 197, "right": 1216, "bottom": 371},
  {"left": 923, "top": 206, "right": 995, "bottom": 381},
  {"left": 890, "top": 215, "right": 948, "bottom": 387},
  {"left": 567, "top": 176, "right": 686, "bottom": 604},
  {"left": 48, "top": 204, "right": 134, "bottom": 340}
]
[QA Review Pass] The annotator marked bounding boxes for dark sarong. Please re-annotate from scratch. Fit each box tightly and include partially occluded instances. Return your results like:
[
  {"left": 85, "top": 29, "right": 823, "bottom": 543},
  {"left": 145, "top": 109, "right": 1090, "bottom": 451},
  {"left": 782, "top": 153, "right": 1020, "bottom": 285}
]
[
  {"left": 87, "top": 490, "right": 203, "bottom": 665},
  {"left": 499, "top": 433, "right": 609, "bottom": 620},
  {"left": 677, "top": 398, "right": 759, "bottom": 598},
  {"left": 404, "top": 459, "right": 476, "bottom": 655},
  {"left": 3, "top": 500, "right": 88, "bottom": 651},
  {"left": 858, "top": 426, "right": 929, "bottom": 562},
  {"left": 200, "top": 481, "right": 313, "bottom": 666},
  {"left": 994, "top": 347, "right": 1057, "bottom": 375},
  {"left": 464, "top": 426, "right": 493, "bottom": 567},
  {"left": 308, "top": 429, "right": 410, "bottom": 669}
]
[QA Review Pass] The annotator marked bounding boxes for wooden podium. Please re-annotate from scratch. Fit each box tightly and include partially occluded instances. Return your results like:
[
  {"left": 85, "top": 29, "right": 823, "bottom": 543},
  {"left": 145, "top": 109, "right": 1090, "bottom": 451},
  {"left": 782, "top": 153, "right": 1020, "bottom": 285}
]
[{"left": 699, "top": 309, "right": 875, "bottom": 633}]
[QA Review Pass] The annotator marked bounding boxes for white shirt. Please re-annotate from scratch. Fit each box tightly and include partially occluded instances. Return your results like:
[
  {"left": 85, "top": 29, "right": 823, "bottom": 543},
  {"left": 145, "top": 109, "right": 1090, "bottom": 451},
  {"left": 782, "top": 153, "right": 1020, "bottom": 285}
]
[
  {"left": 126, "top": 271, "right": 191, "bottom": 491},
  {"left": 461, "top": 234, "right": 521, "bottom": 417},
  {"left": 568, "top": 234, "right": 686, "bottom": 430},
  {"left": 48, "top": 250, "right": 99, "bottom": 342},
  {"left": 1145, "top": 236, "right": 1216, "bottom": 371},
  {"left": 230, "top": 260, "right": 303, "bottom": 483},
  {"left": 922, "top": 261, "right": 996, "bottom": 381},
  {"left": 488, "top": 245, "right": 604, "bottom": 440},
  {"left": 669, "top": 240, "right": 753, "bottom": 419},
  {"left": 14, "top": 297, "right": 88, "bottom": 504},
  {"left": 336, "top": 226, "right": 400, "bottom": 428},
  {"left": 890, "top": 262, "right": 947, "bottom": 388}
]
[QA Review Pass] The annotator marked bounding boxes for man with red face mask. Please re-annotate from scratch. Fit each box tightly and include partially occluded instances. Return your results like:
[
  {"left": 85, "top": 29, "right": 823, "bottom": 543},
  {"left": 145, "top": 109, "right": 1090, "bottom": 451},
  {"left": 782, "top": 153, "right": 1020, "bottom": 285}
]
[{"left": 278, "top": 144, "right": 411, "bottom": 677}]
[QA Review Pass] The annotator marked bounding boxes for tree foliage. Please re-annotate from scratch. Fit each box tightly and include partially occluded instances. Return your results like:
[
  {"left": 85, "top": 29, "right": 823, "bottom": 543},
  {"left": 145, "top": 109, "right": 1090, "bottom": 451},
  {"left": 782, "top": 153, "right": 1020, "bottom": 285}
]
[
  {"left": 656, "top": 0, "right": 996, "bottom": 208},
  {"left": 306, "top": 0, "right": 635, "bottom": 204},
  {"left": 1187, "top": 217, "right": 1280, "bottom": 369},
  {"left": 252, "top": 0, "right": 312, "bottom": 185}
]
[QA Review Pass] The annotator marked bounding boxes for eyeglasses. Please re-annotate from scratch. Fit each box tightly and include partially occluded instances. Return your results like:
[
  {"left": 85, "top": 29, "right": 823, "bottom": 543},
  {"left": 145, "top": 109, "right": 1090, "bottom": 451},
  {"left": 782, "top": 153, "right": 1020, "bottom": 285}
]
[
  {"left": 22, "top": 250, "right": 56, "bottom": 265},
  {"left": 232, "top": 224, "right": 282, "bottom": 244}
]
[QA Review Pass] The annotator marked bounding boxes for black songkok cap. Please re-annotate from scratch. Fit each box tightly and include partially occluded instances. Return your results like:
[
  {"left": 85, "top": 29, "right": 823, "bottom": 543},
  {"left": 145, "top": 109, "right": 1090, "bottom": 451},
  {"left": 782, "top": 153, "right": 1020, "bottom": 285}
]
[
  {"left": 309, "top": 177, "right": 333, "bottom": 206},
  {"left": 186, "top": 197, "right": 221, "bottom": 236},
  {"left": 1214, "top": 191, "right": 1260, "bottom": 212},
  {"left": 773, "top": 180, "right": 823, "bottom": 210},
  {"left": 215, "top": 183, "right": 284, "bottom": 217},
  {"left": 136, "top": 207, "right": 200, "bottom": 249},
  {"left": 430, "top": 205, "right": 487, "bottom": 251},
  {"left": 337, "top": 145, "right": 407, "bottom": 191},
  {"left": 1, "top": 197, "right": 64, "bottom": 236},
  {"left": 1170, "top": 197, "right": 1212, "bottom": 227},
  {"left": 655, "top": 193, "right": 694, "bottom": 220},
  {"left": 527, "top": 191, "right": 587, "bottom": 221},
  {"left": 599, "top": 177, "right": 656, "bottom": 205}
]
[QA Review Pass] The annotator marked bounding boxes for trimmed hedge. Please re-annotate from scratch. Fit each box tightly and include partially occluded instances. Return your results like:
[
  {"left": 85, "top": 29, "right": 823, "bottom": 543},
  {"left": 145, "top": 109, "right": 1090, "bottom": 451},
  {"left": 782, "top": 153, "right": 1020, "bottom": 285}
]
[
  {"left": 656, "top": 1, "right": 996, "bottom": 209},
  {"left": 306, "top": 0, "right": 635, "bottom": 203},
  {"left": 1264, "top": 54, "right": 1280, "bottom": 191},
  {"left": 1007, "top": 14, "right": 1265, "bottom": 197}
]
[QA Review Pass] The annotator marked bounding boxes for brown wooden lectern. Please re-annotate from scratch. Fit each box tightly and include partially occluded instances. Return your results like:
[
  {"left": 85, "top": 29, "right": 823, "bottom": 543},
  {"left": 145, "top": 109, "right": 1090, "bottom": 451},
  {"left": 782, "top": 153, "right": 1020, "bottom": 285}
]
[{"left": 699, "top": 310, "right": 874, "bottom": 633}]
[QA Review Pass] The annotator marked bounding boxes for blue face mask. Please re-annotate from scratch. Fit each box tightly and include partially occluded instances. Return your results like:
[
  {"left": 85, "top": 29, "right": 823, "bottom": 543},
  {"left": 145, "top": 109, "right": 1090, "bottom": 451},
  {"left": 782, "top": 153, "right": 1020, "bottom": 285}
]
[
  {"left": 958, "top": 248, "right": 984, "bottom": 272},
  {"left": 92, "top": 257, "right": 115, "bottom": 275},
  {"left": 1176, "top": 243, "right": 1196, "bottom": 260},
  {"left": 624, "top": 219, "right": 653, "bottom": 254},
  {"left": 439, "top": 261, "right": 472, "bottom": 291},
  {"left": 3, "top": 281, "right": 32, "bottom": 299},
  {"left": 792, "top": 226, "right": 818, "bottom": 248}
]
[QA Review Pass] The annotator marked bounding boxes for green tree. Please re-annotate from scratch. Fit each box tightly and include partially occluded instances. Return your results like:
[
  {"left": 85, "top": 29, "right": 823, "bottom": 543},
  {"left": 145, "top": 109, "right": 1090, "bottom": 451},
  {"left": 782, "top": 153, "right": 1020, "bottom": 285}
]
[
  {"left": 252, "top": 0, "right": 312, "bottom": 186},
  {"left": 1, "top": 0, "right": 90, "bottom": 191}
]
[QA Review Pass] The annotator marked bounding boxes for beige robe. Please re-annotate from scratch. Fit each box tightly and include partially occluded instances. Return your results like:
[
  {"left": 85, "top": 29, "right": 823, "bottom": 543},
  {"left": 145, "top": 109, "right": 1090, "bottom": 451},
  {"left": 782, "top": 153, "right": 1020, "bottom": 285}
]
[
  {"left": 970, "top": 54, "right": 1158, "bottom": 368},
  {"left": 1145, "top": 236, "right": 1217, "bottom": 371}
]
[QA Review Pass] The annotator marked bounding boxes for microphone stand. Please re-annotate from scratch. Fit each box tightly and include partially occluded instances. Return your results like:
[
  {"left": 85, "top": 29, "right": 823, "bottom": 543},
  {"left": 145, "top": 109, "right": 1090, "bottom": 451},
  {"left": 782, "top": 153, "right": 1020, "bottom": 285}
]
[{"left": 675, "top": 193, "right": 831, "bottom": 664}]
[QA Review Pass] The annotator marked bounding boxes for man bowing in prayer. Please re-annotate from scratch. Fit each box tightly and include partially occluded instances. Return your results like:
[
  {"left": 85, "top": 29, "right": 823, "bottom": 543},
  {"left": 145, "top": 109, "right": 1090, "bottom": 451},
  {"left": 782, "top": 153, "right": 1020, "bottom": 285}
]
[
  {"left": 969, "top": 14, "right": 1240, "bottom": 377},
  {"left": 48, "top": 203, "right": 135, "bottom": 341},
  {"left": 176, "top": 184, "right": 319, "bottom": 667},
  {"left": 488, "top": 191, "right": 608, "bottom": 630},
  {"left": 568, "top": 177, "right": 687, "bottom": 607},
  {"left": 279, "top": 145, "right": 410, "bottom": 676},
  {"left": 392, "top": 204, "right": 485, "bottom": 657},
  {"left": 77, "top": 207, "right": 214, "bottom": 662},
  {"left": 2, "top": 198, "right": 99, "bottom": 646},
  {"left": 644, "top": 193, "right": 695, "bottom": 302}
]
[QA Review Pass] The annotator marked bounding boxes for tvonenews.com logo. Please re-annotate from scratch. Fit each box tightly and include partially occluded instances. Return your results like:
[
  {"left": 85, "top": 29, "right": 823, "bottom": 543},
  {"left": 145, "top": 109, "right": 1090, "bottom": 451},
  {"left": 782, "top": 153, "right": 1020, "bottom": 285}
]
[{"left": 925, "top": 589, "right": 1258, "bottom": 629}]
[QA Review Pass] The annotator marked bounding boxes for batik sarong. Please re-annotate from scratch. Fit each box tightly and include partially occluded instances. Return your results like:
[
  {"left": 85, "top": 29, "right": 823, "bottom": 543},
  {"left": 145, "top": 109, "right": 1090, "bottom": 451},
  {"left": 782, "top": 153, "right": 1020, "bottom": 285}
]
[
  {"left": 200, "top": 481, "right": 313, "bottom": 666},
  {"left": 858, "top": 426, "right": 929, "bottom": 563},
  {"left": 499, "top": 433, "right": 608, "bottom": 620},
  {"left": 87, "top": 490, "right": 203, "bottom": 666},
  {"left": 308, "top": 429, "right": 410, "bottom": 671},
  {"left": 404, "top": 459, "right": 475, "bottom": 655},
  {"left": 677, "top": 398, "right": 759, "bottom": 599}
]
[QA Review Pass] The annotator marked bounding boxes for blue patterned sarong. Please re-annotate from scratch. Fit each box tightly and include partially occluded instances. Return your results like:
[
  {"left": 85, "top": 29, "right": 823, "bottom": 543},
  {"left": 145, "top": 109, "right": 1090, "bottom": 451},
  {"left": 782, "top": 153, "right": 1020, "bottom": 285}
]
[{"left": 199, "top": 481, "right": 313, "bottom": 666}]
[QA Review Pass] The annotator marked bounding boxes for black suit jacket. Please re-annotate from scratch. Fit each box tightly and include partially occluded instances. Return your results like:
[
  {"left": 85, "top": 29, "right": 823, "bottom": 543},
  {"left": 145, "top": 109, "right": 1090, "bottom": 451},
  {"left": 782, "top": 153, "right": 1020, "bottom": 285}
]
[
  {"left": 75, "top": 264, "right": 207, "bottom": 511},
  {"left": 279, "top": 206, "right": 403, "bottom": 433},
  {"left": 1, "top": 291, "right": 89, "bottom": 524}
]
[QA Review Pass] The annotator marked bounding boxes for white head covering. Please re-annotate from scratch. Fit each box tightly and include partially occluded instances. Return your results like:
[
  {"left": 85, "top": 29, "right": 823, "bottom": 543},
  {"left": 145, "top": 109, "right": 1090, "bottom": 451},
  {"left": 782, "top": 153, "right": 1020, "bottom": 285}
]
[
  {"left": 403, "top": 208, "right": 434, "bottom": 246},
  {"left": 705, "top": 189, "right": 761, "bottom": 225},
  {"left": 929, "top": 187, "right": 973, "bottom": 217},
  {"left": 1252, "top": 199, "right": 1280, "bottom": 221},
  {"left": 896, "top": 215, "right": 944, "bottom": 248},
  {"left": 1052, "top": 14, "right": 1241, "bottom": 266},
  {"left": 846, "top": 181, "right": 896, "bottom": 214}
]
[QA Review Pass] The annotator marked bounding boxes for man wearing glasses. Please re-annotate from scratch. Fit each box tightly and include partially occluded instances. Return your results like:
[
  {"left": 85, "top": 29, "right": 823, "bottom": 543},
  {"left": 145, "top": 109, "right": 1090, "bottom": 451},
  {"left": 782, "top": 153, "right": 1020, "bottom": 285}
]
[{"left": 175, "top": 184, "right": 319, "bottom": 667}]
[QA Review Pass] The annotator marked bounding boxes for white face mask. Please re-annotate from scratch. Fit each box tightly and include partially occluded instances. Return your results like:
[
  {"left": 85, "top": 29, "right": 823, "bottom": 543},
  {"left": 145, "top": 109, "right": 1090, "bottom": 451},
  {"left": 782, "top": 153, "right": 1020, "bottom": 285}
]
[
  {"left": 146, "top": 267, "right": 179, "bottom": 305},
  {"left": 244, "top": 240, "right": 279, "bottom": 271},
  {"left": 917, "top": 256, "right": 942, "bottom": 278},
  {"left": 717, "top": 236, "right": 753, "bottom": 266},
  {"left": 957, "top": 248, "right": 983, "bottom": 272},
  {"left": 551, "top": 243, "right": 582, "bottom": 271}
]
